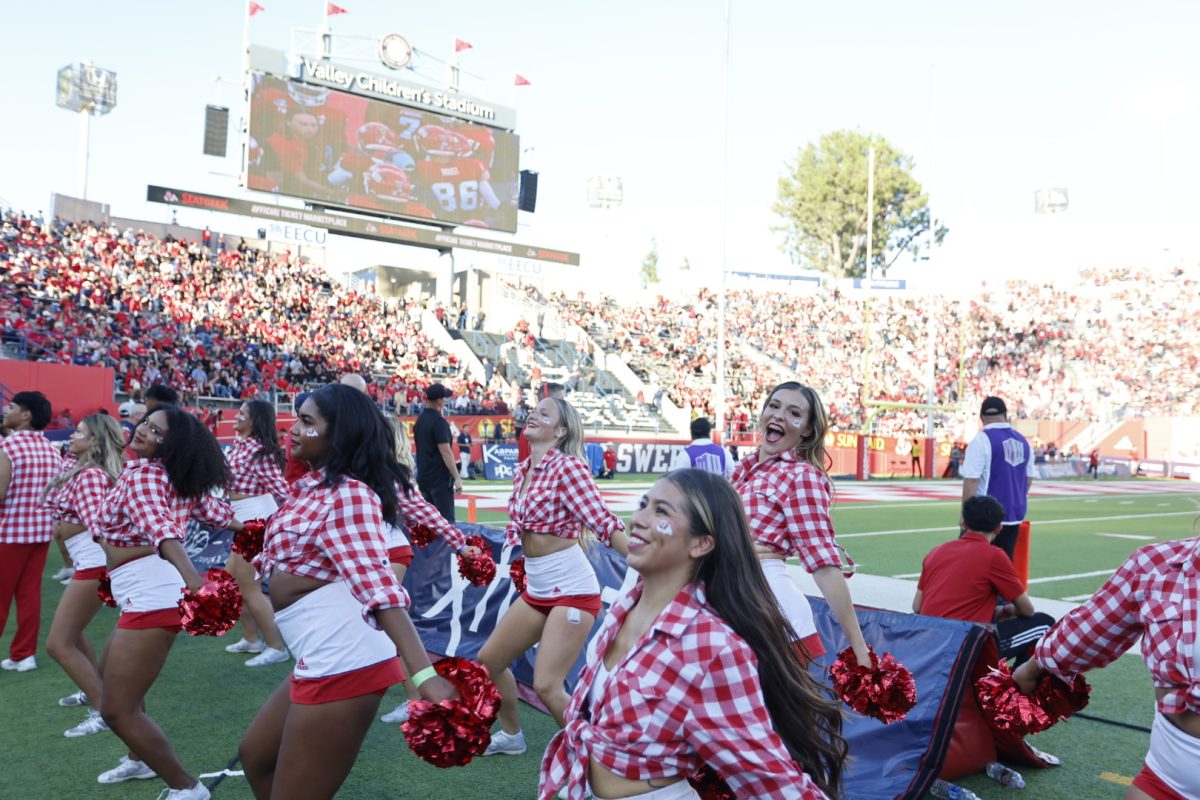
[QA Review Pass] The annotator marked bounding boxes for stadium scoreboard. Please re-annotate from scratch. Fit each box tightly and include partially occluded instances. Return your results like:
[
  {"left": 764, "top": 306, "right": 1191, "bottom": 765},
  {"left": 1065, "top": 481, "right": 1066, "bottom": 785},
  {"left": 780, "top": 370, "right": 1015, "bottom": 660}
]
[{"left": 244, "top": 46, "right": 520, "bottom": 234}]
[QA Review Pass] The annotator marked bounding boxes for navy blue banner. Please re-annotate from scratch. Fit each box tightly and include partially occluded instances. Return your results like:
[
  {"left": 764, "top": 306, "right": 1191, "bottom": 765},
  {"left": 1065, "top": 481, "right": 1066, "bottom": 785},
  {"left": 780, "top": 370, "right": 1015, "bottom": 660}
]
[
  {"left": 808, "top": 597, "right": 989, "bottom": 800},
  {"left": 403, "top": 523, "right": 635, "bottom": 692},
  {"left": 184, "top": 521, "right": 235, "bottom": 573}
]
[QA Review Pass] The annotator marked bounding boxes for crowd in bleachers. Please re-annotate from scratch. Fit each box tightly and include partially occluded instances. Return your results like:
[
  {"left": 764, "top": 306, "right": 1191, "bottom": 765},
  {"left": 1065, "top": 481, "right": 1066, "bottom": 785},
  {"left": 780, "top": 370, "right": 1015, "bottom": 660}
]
[
  {"left": 5, "top": 210, "right": 1196, "bottom": 438},
  {"left": 552, "top": 265, "right": 1199, "bottom": 437},
  {"left": 0, "top": 212, "right": 507, "bottom": 415}
]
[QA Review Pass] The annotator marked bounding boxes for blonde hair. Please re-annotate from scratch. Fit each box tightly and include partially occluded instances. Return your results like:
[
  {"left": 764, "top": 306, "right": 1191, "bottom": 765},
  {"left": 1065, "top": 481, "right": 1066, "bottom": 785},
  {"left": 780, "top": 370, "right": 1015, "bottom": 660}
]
[
  {"left": 42, "top": 413, "right": 126, "bottom": 500},
  {"left": 549, "top": 398, "right": 595, "bottom": 547},
  {"left": 550, "top": 397, "right": 585, "bottom": 459},
  {"left": 391, "top": 416, "right": 415, "bottom": 470}
]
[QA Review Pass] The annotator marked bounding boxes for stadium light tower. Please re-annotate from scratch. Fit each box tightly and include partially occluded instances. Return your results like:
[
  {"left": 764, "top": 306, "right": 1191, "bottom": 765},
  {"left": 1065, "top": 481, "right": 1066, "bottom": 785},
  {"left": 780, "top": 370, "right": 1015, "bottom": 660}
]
[
  {"left": 714, "top": 0, "right": 732, "bottom": 443},
  {"left": 55, "top": 61, "right": 117, "bottom": 200}
]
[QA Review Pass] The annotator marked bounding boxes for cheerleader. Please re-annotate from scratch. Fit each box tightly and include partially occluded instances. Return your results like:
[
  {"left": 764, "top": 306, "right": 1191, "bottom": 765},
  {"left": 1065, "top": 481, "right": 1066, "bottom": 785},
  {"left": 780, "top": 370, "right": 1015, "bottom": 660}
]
[
  {"left": 540, "top": 469, "right": 845, "bottom": 800},
  {"left": 92, "top": 406, "right": 239, "bottom": 800},
  {"left": 731, "top": 382, "right": 869, "bottom": 666},
  {"left": 238, "top": 385, "right": 457, "bottom": 800},
  {"left": 478, "top": 397, "right": 628, "bottom": 756},
  {"left": 1013, "top": 536, "right": 1199, "bottom": 800},
  {"left": 41, "top": 413, "right": 125, "bottom": 737},
  {"left": 379, "top": 418, "right": 481, "bottom": 725},
  {"left": 221, "top": 400, "right": 292, "bottom": 666}
]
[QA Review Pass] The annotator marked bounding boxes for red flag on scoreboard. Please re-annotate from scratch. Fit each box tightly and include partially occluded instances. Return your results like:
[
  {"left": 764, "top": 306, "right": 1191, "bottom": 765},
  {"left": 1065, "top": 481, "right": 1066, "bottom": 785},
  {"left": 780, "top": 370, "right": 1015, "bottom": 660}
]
[
  {"left": 455, "top": 39, "right": 473, "bottom": 53},
  {"left": 326, "top": 2, "right": 348, "bottom": 15},
  {"left": 514, "top": 74, "right": 531, "bottom": 86},
  {"left": 248, "top": 1, "right": 265, "bottom": 16}
]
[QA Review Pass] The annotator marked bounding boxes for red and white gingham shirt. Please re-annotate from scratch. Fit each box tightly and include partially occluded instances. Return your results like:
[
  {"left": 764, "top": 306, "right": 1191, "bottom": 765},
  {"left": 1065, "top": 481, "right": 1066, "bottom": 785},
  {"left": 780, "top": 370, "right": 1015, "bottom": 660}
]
[
  {"left": 540, "top": 580, "right": 829, "bottom": 800},
  {"left": 43, "top": 464, "right": 113, "bottom": 530},
  {"left": 398, "top": 485, "right": 467, "bottom": 551},
  {"left": 1034, "top": 537, "right": 1199, "bottom": 716},
  {"left": 0, "top": 430, "right": 63, "bottom": 544},
  {"left": 225, "top": 437, "right": 289, "bottom": 504},
  {"left": 256, "top": 470, "right": 409, "bottom": 627},
  {"left": 504, "top": 449, "right": 624, "bottom": 547},
  {"left": 95, "top": 459, "right": 234, "bottom": 551},
  {"left": 731, "top": 448, "right": 842, "bottom": 572}
]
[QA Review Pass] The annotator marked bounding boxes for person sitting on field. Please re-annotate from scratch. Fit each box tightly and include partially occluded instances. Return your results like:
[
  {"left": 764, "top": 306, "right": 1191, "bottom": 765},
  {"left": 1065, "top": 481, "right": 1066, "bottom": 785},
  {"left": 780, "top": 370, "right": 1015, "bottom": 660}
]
[{"left": 913, "top": 496, "right": 1055, "bottom": 662}]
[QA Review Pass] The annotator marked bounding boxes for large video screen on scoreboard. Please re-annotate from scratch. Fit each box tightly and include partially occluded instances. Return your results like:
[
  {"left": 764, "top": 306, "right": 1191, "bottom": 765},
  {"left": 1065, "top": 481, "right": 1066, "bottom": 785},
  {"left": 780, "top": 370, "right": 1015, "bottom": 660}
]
[{"left": 247, "top": 72, "right": 519, "bottom": 232}]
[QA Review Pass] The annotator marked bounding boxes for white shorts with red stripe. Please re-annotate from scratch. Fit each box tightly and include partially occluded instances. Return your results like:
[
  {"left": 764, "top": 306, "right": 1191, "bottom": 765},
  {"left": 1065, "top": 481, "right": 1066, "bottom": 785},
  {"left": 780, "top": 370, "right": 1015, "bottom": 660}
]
[
  {"left": 383, "top": 523, "right": 410, "bottom": 551},
  {"left": 63, "top": 530, "right": 105, "bottom": 571},
  {"left": 274, "top": 580, "right": 399, "bottom": 681},
  {"left": 1139, "top": 710, "right": 1200, "bottom": 799},
  {"left": 525, "top": 545, "right": 600, "bottom": 600},
  {"left": 110, "top": 553, "right": 186, "bottom": 612},
  {"left": 231, "top": 494, "right": 278, "bottom": 524},
  {"left": 760, "top": 558, "right": 825, "bottom": 657}
]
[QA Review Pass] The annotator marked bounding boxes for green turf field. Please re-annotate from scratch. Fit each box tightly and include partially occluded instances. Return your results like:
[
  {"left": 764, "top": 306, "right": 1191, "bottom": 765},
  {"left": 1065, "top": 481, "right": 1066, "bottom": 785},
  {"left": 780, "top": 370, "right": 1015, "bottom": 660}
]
[
  {"left": 1, "top": 477, "right": 1194, "bottom": 799},
  {"left": 833, "top": 489, "right": 1200, "bottom": 601}
]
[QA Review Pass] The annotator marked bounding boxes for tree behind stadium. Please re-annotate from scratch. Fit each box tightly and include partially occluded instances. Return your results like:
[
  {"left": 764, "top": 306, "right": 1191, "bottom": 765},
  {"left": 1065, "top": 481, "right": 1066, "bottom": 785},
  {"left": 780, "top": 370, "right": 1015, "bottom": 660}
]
[{"left": 772, "top": 130, "right": 947, "bottom": 279}]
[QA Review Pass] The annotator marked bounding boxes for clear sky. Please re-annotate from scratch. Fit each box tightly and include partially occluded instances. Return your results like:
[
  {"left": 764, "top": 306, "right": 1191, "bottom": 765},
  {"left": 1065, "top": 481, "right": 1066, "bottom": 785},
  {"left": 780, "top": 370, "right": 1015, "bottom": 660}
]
[{"left": 3, "top": 0, "right": 1198, "bottom": 292}]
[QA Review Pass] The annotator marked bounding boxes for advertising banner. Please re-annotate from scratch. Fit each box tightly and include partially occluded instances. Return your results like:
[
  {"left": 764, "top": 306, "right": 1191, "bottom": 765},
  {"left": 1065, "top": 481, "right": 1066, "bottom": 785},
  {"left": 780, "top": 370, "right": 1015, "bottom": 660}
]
[{"left": 481, "top": 443, "right": 519, "bottom": 480}]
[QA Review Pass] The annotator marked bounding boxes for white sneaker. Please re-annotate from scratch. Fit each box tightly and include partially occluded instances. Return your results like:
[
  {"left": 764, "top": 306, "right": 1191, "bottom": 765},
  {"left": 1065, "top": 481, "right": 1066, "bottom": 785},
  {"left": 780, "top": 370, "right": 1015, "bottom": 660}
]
[
  {"left": 245, "top": 646, "right": 290, "bottom": 667},
  {"left": 51, "top": 566, "right": 73, "bottom": 581},
  {"left": 483, "top": 729, "right": 526, "bottom": 756},
  {"left": 0, "top": 656, "right": 37, "bottom": 672},
  {"left": 60, "top": 576, "right": 73, "bottom": 585},
  {"left": 65, "top": 710, "right": 110, "bottom": 738},
  {"left": 380, "top": 702, "right": 410, "bottom": 723},
  {"left": 58, "top": 690, "right": 90, "bottom": 707},
  {"left": 97, "top": 756, "right": 157, "bottom": 784},
  {"left": 156, "top": 782, "right": 211, "bottom": 800},
  {"left": 224, "top": 638, "right": 265, "bottom": 654}
]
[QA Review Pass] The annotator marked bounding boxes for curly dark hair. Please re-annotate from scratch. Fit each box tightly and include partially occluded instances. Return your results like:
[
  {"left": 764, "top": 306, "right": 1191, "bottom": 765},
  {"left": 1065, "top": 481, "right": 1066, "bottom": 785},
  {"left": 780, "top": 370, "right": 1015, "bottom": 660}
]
[
  {"left": 145, "top": 384, "right": 180, "bottom": 407},
  {"left": 12, "top": 391, "right": 52, "bottom": 430},
  {"left": 156, "top": 405, "right": 230, "bottom": 499},
  {"left": 244, "top": 399, "right": 285, "bottom": 470},
  {"left": 665, "top": 469, "right": 847, "bottom": 798},
  {"left": 309, "top": 384, "right": 407, "bottom": 525}
]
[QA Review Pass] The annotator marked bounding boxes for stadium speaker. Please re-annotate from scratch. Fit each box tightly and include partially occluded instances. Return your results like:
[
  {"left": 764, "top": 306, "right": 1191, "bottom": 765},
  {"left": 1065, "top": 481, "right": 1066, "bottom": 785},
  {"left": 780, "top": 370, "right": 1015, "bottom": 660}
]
[
  {"left": 518, "top": 170, "right": 539, "bottom": 213},
  {"left": 203, "top": 105, "right": 230, "bottom": 157}
]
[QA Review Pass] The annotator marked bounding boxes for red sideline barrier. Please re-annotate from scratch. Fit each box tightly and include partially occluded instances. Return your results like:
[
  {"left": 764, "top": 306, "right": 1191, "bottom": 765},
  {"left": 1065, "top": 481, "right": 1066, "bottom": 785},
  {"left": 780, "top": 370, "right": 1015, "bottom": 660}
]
[
  {"left": 0, "top": 361, "right": 115, "bottom": 419},
  {"left": 1013, "top": 521, "right": 1032, "bottom": 589}
]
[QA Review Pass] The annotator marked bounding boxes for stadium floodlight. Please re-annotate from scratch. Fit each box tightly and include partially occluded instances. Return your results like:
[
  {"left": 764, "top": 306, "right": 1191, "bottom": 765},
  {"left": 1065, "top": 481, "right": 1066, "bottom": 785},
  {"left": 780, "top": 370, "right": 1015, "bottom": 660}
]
[
  {"left": 586, "top": 177, "right": 624, "bottom": 209},
  {"left": 55, "top": 61, "right": 117, "bottom": 200},
  {"left": 1034, "top": 187, "right": 1069, "bottom": 214}
]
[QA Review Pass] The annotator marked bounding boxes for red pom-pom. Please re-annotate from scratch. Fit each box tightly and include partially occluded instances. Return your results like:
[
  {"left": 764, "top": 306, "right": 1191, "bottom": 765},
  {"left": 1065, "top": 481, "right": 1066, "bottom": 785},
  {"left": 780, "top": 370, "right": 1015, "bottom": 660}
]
[
  {"left": 456, "top": 536, "right": 497, "bottom": 587},
  {"left": 97, "top": 571, "right": 117, "bottom": 608},
  {"left": 1035, "top": 671, "right": 1091, "bottom": 721},
  {"left": 402, "top": 657, "right": 501, "bottom": 768},
  {"left": 687, "top": 765, "right": 736, "bottom": 800},
  {"left": 409, "top": 523, "right": 435, "bottom": 548},
  {"left": 830, "top": 645, "right": 917, "bottom": 725},
  {"left": 178, "top": 569, "right": 243, "bottom": 636},
  {"left": 508, "top": 556, "right": 527, "bottom": 594},
  {"left": 231, "top": 518, "right": 268, "bottom": 561},
  {"left": 975, "top": 662, "right": 1090, "bottom": 735}
]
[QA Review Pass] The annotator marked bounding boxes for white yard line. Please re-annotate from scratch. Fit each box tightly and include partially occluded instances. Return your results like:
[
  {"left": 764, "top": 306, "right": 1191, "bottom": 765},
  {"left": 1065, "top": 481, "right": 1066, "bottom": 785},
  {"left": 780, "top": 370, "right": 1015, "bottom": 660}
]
[
  {"left": 1027, "top": 569, "right": 1116, "bottom": 585},
  {"left": 1095, "top": 533, "right": 1157, "bottom": 541},
  {"left": 839, "top": 510, "right": 1197, "bottom": 539}
]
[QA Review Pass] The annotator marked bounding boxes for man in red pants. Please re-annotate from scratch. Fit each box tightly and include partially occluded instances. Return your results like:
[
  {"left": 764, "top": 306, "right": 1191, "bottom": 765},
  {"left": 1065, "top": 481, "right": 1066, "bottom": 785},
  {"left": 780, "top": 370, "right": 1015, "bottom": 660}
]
[{"left": 0, "top": 391, "right": 62, "bottom": 672}]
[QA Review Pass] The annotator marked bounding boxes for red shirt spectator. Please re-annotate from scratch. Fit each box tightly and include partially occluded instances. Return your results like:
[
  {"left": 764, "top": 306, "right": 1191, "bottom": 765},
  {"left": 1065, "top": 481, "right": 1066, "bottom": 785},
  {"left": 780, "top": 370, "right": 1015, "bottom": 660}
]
[{"left": 915, "top": 532, "right": 1026, "bottom": 623}]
